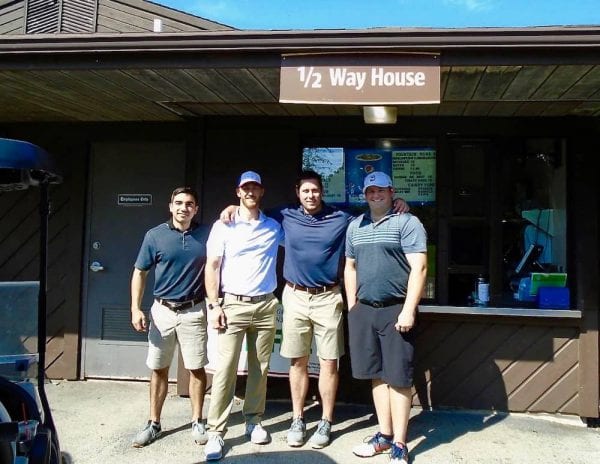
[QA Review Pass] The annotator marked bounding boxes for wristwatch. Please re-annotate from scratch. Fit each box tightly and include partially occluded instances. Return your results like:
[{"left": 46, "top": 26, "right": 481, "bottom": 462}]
[{"left": 207, "top": 301, "right": 221, "bottom": 310}]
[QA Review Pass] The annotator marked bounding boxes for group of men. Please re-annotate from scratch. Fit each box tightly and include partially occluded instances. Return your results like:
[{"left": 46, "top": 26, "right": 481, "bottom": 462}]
[{"left": 130, "top": 169, "right": 427, "bottom": 463}]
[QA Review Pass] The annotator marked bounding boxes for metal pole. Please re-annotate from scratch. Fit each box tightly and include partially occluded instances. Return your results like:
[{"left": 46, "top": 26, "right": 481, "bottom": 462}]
[{"left": 37, "top": 177, "right": 55, "bottom": 431}]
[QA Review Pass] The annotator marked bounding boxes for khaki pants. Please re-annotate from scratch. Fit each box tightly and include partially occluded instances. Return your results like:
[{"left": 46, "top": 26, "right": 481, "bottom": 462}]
[{"left": 207, "top": 294, "right": 279, "bottom": 434}]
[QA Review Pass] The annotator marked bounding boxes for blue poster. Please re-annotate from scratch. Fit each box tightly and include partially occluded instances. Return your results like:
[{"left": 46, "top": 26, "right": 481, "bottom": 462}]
[{"left": 345, "top": 149, "right": 392, "bottom": 205}]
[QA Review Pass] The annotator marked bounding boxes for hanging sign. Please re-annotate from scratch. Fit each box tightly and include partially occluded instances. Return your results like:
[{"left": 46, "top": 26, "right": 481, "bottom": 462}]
[{"left": 280, "top": 53, "right": 440, "bottom": 104}]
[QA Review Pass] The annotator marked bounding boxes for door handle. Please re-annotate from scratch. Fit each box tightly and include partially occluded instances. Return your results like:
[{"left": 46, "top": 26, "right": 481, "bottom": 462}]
[{"left": 89, "top": 261, "right": 105, "bottom": 272}]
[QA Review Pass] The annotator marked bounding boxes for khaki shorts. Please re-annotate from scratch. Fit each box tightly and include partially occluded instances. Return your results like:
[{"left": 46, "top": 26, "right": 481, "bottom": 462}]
[
  {"left": 280, "top": 285, "right": 345, "bottom": 360},
  {"left": 146, "top": 300, "right": 208, "bottom": 370}
]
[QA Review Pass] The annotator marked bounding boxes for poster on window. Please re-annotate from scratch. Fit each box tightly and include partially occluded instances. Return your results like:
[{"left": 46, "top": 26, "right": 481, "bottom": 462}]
[
  {"left": 345, "top": 149, "right": 392, "bottom": 205},
  {"left": 302, "top": 147, "right": 346, "bottom": 204}
]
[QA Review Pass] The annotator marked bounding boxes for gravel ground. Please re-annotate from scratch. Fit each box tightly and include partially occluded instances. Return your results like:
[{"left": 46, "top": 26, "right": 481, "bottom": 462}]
[{"left": 47, "top": 379, "right": 599, "bottom": 464}]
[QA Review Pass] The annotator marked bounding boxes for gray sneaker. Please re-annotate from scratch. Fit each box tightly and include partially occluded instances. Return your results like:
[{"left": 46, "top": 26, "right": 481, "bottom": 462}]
[
  {"left": 191, "top": 420, "right": 208, "bottom": 445},
  {"left": 132, "top": 421, "right": 162, "bottom": 447},
  {"left": 287, "top": 417, "right": 306, "bottom": 447},
  {"left": 308, "top": 419, "right": 331, "bottom": 449}
]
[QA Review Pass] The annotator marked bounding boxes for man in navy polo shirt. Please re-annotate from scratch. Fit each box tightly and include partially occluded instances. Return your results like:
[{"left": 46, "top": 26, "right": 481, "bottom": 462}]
[
  {"left": 344, "top": 171, "right": 427, "bottom": 464},
  {"left": 130, "top": 187, "right": 210, "bottom": 448},
  {"left": 276, "top": 171, "right": 351, "bottom": 449}
]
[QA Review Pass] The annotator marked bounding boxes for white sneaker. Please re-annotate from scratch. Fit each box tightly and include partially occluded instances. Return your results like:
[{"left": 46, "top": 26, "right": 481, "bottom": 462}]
[
  {"left": 245, "top": 423, "right": 270, "bottom": 444},
  {"left": 205, "top": 434, "right": 224, "bottom": 461}
]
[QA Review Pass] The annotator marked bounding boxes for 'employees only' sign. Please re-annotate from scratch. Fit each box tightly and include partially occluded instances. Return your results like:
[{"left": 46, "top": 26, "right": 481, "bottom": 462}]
[{"left": 280, "top": 53, "right": 440, "bottom": 105}]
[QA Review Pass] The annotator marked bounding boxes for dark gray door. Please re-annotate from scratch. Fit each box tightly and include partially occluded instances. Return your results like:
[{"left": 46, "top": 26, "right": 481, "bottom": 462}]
[{"left": 83, "top": 141, "right": 185, "bottom": 379}]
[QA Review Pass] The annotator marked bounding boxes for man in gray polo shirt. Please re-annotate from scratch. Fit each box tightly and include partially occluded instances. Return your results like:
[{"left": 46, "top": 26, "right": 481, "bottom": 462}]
[
  {"left": 130, "top": 187, "right": 210, "bottom": 448},
  {"left": 344, "top": 171, "right": 427, "bottom": 464}
]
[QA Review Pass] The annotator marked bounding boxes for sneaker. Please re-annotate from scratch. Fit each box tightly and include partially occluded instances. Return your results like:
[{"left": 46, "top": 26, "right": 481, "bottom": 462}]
[
  {"left": 205, "top": 434, "right": 224, "bottom": 461},
  {"left": 245, "top": 423, "right": 270, "bottom": 444},
  {"left": 286, "top": 417, "right": 306, "bottom": 447},
  {"left": 308, "top": 419, "right": 331, "bottom": 449},
  {"left": 390, "top": 442, "right": 409, "bottom": 463},
  {"left": 191, "top": 420, "right": 208, "bottom": 445},
  {"left": 132, "top": 420, "right": 162, "bottom": 448},
  {"left": 352, "top": 431, "right": 393, "bottom": 457}
]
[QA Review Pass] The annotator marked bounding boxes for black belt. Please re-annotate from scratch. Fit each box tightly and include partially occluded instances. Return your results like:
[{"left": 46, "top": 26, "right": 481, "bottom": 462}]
[
  {"left": 286, "top": 281, "right": 338, "bottom": 295},
  {"left": 155, "top": 297, "right": 203, "bottom": 312},
  {"left": 359, "top": 298, "right": 405, "bottom": 308},
  {"left": 225, "top": 292, "right": 272, "bottom": 303}
]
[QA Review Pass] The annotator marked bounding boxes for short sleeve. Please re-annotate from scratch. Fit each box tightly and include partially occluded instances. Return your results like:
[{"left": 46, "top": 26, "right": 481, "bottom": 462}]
[
  {"left": 345, "top": 220, "right": 357, "bottom": 259},
  {"left": 206, "top": 221, "right": 227, "bottom": 257},
  {"left": 400, "top": 216, "right": 428, "bottom": 254},
  {"left": 134, "top": 231, "right": 155, "bottom": 271}
]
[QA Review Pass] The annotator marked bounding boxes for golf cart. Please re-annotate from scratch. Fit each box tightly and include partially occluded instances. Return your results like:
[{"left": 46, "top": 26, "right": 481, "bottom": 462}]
[{"left": 0, "top": 138, "right": 62, "bottom": 463}]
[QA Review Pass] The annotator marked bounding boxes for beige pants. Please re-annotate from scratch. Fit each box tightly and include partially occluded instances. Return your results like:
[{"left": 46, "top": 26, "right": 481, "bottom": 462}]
[
  {"left": 146, "top": 300, "right": 208, "bottom": 370},
  {"left": 207, "top": 294, "right": 279, "bottom": 434}
]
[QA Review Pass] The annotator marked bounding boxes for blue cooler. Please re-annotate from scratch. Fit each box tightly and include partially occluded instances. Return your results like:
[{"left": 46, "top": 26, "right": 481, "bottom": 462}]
[{"left": 537, "top": 286, "right": 570, "bottom": 309}]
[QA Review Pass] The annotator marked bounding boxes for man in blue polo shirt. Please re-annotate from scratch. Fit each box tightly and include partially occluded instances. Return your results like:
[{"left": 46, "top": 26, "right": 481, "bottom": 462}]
[
  {"left": 130, "top": 187, "right": 210, "bottom": 448},
  {"left": 276, "top": 171, "right": 351, "bottom": 449},
  {"left": 344, "top": 171, "right": 427, "bottom": 464},
  {"left": 203, "top": 171, "right": 283, "bottom": 461}
]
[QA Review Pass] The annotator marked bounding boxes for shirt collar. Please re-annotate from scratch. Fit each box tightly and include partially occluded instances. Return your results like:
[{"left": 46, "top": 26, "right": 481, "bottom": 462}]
[
  {"left": 296, "top": 202, "right": 334, "bottom": 218},
  {"left": 235, "top": 209, "right": 265, "bottom": 223},
  {"left": 364, "top": 208, "right": 394, "bottom": 224},
  {"left": 167, "top": 218, "right": 198, "bottom": 232}
]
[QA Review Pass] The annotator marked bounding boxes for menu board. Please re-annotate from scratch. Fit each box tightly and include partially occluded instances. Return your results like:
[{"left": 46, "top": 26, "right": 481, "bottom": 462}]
[
  {"left": 303, "top": 146, "right": 436, "bottom": 205},
  {"left": 391, "top": 150, "right": 436, "bottom": 203}
]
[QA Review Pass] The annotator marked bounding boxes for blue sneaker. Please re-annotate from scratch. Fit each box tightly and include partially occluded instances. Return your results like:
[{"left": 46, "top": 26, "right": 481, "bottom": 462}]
[
  {"left": 352, "top": 431, "right": 393, "bottom": 457},
  {"left": 390, "top": 442, "right": 409, "bottom": 463}
]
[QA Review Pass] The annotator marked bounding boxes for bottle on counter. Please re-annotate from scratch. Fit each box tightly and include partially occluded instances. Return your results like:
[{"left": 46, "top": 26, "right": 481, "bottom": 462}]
[{"left": 476, "top": 275, "right": 490, "bottom": 307}]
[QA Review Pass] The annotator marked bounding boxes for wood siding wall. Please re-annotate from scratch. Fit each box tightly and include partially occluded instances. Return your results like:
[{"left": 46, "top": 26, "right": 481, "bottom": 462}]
[
  {"left": 0, "top": 0, "right": 232, "bottom": 35},
  {"left": 0, "top": 134, "right": 87, "bottom": 379},
  {"left": 96, "top": 0, "right": 231, "bottom": 33},
  {"left": 0, "top": 0, "right": 24, "bottom": 34},
  {"left": 413, "top": 316, "right": 581, "bottom": 414}
]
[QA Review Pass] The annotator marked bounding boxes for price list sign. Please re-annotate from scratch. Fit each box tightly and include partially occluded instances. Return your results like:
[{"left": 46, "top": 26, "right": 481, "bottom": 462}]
[{"left": 392, "top": 150, "right": 436, "bottom": 204}]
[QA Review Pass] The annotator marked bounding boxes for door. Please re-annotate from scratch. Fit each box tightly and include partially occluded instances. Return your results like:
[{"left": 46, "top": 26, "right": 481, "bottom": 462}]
[{"left": 83, "top": 141, "right": 185, "bottom": 379}]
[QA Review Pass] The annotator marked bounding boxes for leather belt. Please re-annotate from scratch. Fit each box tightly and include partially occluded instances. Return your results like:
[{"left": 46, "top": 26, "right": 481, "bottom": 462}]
[
  {"left": 225, "top": 292, "right": 272, "bottom": 303},
  {"left": 286, "top": 281, "right": 338, "bottom": 295},
  {"left": 155, "top": 297, "right": 203, "bottom": 312},
  {"left": 359, "top": 298, "right": 405, "bottom": 308}
]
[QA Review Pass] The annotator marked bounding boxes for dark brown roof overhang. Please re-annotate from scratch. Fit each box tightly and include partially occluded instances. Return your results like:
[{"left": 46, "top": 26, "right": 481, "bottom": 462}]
[{"left": 1, "top": 26, "right": 600, "bottom": 69}]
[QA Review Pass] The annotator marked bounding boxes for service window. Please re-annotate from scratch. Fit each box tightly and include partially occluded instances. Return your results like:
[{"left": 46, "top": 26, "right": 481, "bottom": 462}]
[{"left": 303, "top": 136, "right": 568, "bottom": 310}]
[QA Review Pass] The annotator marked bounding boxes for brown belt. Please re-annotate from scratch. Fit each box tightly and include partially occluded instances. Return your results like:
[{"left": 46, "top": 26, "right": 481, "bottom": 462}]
[{"left": 286, "top": 281, "right": 338, "bottom": 295}]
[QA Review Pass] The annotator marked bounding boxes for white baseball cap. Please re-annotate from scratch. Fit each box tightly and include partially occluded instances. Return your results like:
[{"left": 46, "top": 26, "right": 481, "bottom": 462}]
[
  {"left": 238, "top": 170, "right": 262, "bottom": 187},
  {"left": 363, "top": 171, "right": 393, "bottom": 193}
]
